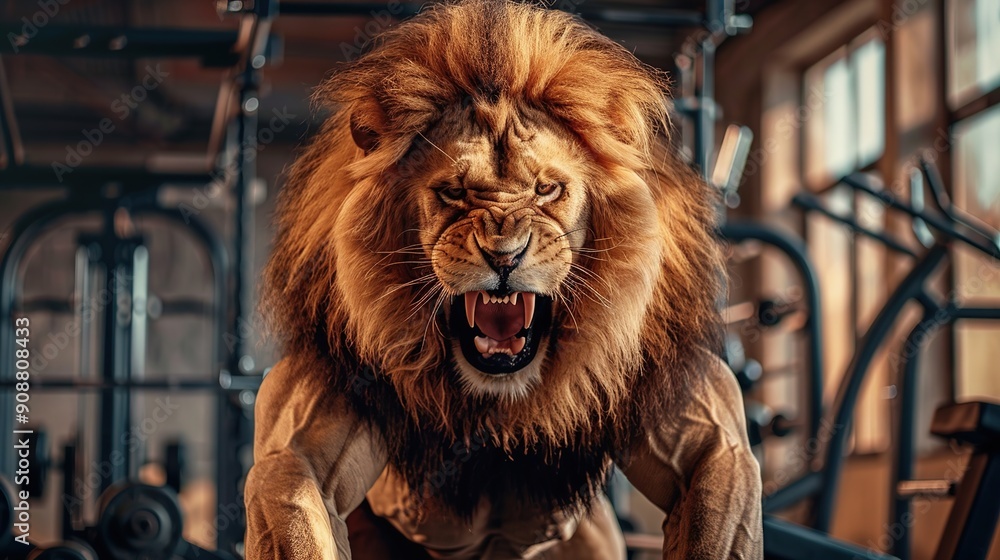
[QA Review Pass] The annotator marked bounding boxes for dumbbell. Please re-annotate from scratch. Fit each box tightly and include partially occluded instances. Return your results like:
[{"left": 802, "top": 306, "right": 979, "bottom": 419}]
[
  {"left": 722, "top": 332, "right": 764, "bottom": 392},
  {"left": 27, "top": 540, "right": 98, "bottom": 560},
  {"left": 95, "top": 482, "right": 183, "bottom": 560},
  {"left": 733, "top": 359, "right": 763, "bottom": 392},
  {"left": 757, "top": 299, "right": 802, "bottom": 328},
  {"left": 745, "top": 401, "right": 795, "bottom": 446}
]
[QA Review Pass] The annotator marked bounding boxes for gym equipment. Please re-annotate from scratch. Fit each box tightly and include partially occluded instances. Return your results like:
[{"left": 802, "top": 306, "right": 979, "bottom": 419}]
[
  {"left": 23, "top": 431, "right": 49, "bottom": 498},
  {"left": 164, "top": 440, "right": 187, "bottom": 494},
  {"left": 95, "top": 482, "right": 184, "bottom": 560},
  {"left": 27, "top": 540, "right": 98, "bottom": 560},
  {"left": 928, "top": 402, "right": 1000, "bottom": 559},
  {"left": 745, "top": 402, "right": 794, "bottom": 447},
  {"left": 721, "top": 222, "right": 826, "bottom": 463},
  {"left": 745, "top": 158, "right": 1000, "bottom": 558},
  {"left": 0, "top": 3, "right": 273, "bottom": 553}
]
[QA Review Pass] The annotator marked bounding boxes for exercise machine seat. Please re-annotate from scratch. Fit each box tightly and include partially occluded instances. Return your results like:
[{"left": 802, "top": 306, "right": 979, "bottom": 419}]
[{"left": 930, "top": 401, "right": 1000, "bottom": 448}]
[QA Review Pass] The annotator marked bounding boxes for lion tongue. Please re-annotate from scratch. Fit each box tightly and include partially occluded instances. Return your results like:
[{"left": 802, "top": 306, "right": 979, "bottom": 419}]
[{"left": 474, "top": 294, "right": 525, "bottom": 341}]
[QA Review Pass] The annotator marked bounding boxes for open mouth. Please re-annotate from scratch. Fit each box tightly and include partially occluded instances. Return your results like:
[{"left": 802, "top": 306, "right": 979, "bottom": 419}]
[{"left": 449, "top": 291, "right": 552, "bottom": 376}]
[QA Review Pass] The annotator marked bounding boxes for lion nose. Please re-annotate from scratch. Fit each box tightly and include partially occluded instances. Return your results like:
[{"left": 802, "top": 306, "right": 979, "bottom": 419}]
[{"left": 478, "top": 241, "right": 529, "bottom": 279}]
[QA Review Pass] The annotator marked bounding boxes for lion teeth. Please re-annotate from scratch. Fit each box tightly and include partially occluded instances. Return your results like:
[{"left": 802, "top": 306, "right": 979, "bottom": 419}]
[
  {"left": 510, "top": 292, "right": 518, "bottom": 305},
  {"left": 481, "top": 291, "right": 489, "bottom": 305},
  {"left": 474, "top": 336, "right": 489, "bottom": 354},
  {"left": 464, "top": 292, "right": 477, "bottom": 328},
  {"left": 511, "top": 336, "right": 526, "bottom": 354},
  {"left": 522, "top": 292, "right": 536, "bottom": 328}
]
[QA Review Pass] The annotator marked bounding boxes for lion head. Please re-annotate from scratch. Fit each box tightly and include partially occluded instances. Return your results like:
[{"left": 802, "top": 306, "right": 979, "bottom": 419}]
[{"left": 264, "top": 0, "right": 724, "bottom": 514}]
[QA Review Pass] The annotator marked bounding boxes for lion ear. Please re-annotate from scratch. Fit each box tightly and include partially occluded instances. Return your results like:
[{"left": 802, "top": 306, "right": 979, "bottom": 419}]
[{"left": 349, "top": 112, "right": 381, "bottom": 154}]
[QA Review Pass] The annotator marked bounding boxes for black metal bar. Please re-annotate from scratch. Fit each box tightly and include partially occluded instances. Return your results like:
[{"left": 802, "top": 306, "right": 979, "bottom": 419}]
[
  {"left": 813, "top": 244, "right": 949, "bottom": 532},
  {"left": 0, "top": 377, "right": 262, "bottom": 391},
  {"left": 841, "top": 174, "right": 1000, "bottom": 259},
  {"left": 20, "top": 297, "right": 212, "bottom": 316},
  {"left": 721, "top": 221, "right": 825, "bottom": 455},
  {"left": 0, "top": 165, "right": 212, "bottom": 189},
  {"left": 278, "top": 1, "right": 420, "bottom": 17},
  {"left": 952, "top": 307, "right": 1000, "bottom": 320},
  {"left": 919, "top": 158, "right": 1000, "bottom": 251},
  {"left": 61, "top": 443, "right": 77, "bottom": 539},
  {"left": 763, "top": 471, "right": 823, "bottom": 513},
  {"left": 277, "top": 1, "right": 706, "bottom": 27},
  {"left": 0, "top": 57, "right": 24, "bottom": 168},
  {"left": 214, "top": 10, "right": 268, "bottom": 551},
  {"left": 934, "top": 451, "right": 1000, "bottom": 560},
  {"left": 0, "top": 24, "right": 243, "bottom": 65},
  {"left": 573, "top": 6, "right": 704, "bottom": 27},
  {"left": 792, "top": 192, "right": 919, "bottom": 257},
  {"left": 763, "top": 515, "right": 899, "bottom": 560},
  {"left": 890, "top": 313, "right": 943, "bottom": 560},
  {"left": 95, "top": 223, "right": 138, "bottom": 495}
]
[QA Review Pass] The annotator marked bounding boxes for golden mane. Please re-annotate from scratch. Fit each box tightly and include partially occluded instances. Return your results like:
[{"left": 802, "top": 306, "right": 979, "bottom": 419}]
[{"left": 263, "top": 0, "right": 723, "bottom": 472}]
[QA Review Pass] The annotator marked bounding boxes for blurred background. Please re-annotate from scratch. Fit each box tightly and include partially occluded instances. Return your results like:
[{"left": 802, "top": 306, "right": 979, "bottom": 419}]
[{"left": 0, "top": 0, "right": 997, "bottom": 559}]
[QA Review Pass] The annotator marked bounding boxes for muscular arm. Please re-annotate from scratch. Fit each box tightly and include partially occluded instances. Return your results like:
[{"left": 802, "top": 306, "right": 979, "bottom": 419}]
[
  {"left": 244, "top": 359, "right": 387, "bottom": 560},
  {"left": 622, "top": 355, "right": 763, "bottom": 560}
]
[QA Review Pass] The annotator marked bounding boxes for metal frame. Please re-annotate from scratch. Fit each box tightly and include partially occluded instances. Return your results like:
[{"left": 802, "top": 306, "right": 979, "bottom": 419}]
[
  {"left": 720, "top": 221, "right": 825, "bottom": 453},
  {"left": 0, "top": 24, "right": 261, "bottom": 66},
  {"left": 890, "top": 306, "right": 1000, "bottom": 559},
  {"left": 0, "top": 5, "right": 272, "bottom": 558},
  {"left": 756, "top": 160, "right": 1000, "bottom": 552}
]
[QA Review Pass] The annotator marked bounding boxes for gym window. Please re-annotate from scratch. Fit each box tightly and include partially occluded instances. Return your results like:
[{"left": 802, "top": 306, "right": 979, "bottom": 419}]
[
  {"left": 947, "top": 0, "right": 1000, "bottom": 108},
  {"left": 803, "top": 31, "right": 886, "bottom": 190},
  {"left": 949, "top": 0, "right": 1000, "bottom": 401}
]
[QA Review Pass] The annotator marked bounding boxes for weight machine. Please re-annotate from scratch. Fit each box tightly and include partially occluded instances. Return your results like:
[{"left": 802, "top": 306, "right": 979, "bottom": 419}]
[
  {"left": 729, "top": 156, "right": 1000, "bottom": 559},
  {"left": 0, "top": 4, "right": 274, "bottom": 558}
]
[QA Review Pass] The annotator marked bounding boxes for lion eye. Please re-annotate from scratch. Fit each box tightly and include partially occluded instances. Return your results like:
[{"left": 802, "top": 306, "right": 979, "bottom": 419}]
[
  {"left": 440, "top": 185, "right": 467, "bottom": 201},
  {"left": 536, "top": 182, "right": 563, "bottom": 198}
]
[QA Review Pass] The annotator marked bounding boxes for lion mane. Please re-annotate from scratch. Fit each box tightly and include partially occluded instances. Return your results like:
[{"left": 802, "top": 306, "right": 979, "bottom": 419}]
[{"left": 263, "top": 0, "right": 724, "bottom": 517}]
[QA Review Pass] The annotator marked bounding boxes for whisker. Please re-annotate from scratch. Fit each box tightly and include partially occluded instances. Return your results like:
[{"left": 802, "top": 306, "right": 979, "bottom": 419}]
[
  {"left": 417, "top": 132, "right": 458, "bottom": 165},
  {"left": 422, "top": 291, "right": 448, "bottom": 347},
  {"left": 555, "top": 291, "right": 581, "bottom": 331},
  {"left": 555, "top": 227, "right": 589, "bottom": 240},
  {"left": 565, "top": 268, "right": 613, "bottom": 308},
  {"left": 377, "top": 274, "right": 437, "bottom": 300},
  {"left": 406, "top": 282, "right": 442, "bottom": 321}
]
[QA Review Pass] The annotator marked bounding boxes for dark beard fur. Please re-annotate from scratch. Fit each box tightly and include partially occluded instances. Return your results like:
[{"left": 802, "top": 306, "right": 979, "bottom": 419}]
[{"left": 321, "top": 337, "right": 640, "bottom": 521}]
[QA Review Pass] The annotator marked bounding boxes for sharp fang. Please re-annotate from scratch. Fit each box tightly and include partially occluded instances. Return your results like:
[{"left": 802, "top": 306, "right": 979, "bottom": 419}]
[
  {"left": 474, "top": 336, "right": 490, "bottom": 353},
  {"left": 511, "top": 336, "right": 526, "bottom": 354},
  {"left": 464, "top": 292, "right": 477, "bottom": 328},
  {"left": 522, "top": 293, "right": 536, "bottom": 328},
  {"left": 510, "top": 292, "right": 519, "bottom": 305}
]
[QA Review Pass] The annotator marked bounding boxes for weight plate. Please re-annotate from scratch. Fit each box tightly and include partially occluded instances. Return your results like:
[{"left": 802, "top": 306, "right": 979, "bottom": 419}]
[
  {"left": 29, "top": 539, "right": 98, "bottom": 560},
  {"left": 96, "top": 482, "right": 183, "bottom": 560}
]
